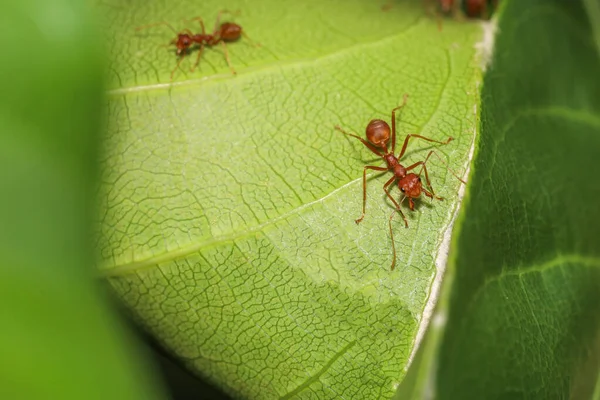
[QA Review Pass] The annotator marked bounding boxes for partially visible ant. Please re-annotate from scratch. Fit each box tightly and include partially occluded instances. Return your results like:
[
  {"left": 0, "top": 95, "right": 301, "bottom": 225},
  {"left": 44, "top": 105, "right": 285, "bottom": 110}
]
[
  {"left": 335, "top": 95, "right": 466, "bottom": 270},
  {"left": 462, "top": 0, "right": 499, "bottom": 18},
  {"left": 422, "top": 0, "right": 499, "bottom": 31},
  {"left": 430, "top": 0, "right": 499, "bottom": 20},
  {"left": 136, "top": 10, "right": 257, "bottom": 80}
]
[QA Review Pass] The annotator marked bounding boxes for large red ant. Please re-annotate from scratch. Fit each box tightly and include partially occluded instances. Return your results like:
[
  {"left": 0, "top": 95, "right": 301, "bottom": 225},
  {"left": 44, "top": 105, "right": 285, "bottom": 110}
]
[
  {"left": 335, "top": 95, "right": 466, "bottom": 270},
  {"left": 136, "top": 10, "right": 256, "bottom": 80}
]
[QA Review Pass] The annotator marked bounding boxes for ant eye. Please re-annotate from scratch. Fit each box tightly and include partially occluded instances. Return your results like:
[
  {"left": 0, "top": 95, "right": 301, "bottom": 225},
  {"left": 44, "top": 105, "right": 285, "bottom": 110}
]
[
  {"left": 400, "top": 188, "right": 405, "bottom": 192},
  {"left": 417, "top": 177, "right": 421, "bottom": 182}
]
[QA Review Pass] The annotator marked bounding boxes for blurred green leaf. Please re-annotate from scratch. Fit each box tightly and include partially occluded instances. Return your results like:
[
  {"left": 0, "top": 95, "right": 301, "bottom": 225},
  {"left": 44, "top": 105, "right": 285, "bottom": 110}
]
[
  {"left": 0, "top": 2, "right": 165, "bottom": 399},
  {"left": 95, "top": 0, "right": 484, "bottom": 398},
  {"left": 397, "top": 0, "right": 600, "bottom": 399}
]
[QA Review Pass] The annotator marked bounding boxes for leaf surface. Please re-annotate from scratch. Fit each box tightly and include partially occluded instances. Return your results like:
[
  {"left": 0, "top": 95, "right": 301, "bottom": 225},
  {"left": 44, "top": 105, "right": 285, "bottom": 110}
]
[{"left": 96, "top": 0, "right": 484, "bottom": 398}]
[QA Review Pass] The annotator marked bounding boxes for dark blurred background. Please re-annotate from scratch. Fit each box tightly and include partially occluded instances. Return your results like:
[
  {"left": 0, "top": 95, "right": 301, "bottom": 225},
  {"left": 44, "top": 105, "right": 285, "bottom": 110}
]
[{"left": 109, "top": 288, "right": 232, "bottom": 400}]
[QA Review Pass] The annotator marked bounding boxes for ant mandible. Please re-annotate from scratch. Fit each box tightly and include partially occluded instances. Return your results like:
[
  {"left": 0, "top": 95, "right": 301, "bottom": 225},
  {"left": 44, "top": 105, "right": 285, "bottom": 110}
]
[
  {"left": 136, "top": 10, "right": 256, "bottom": 80},
  {"left": 335, "top": 95, "right": 466, "bottom": 270}
]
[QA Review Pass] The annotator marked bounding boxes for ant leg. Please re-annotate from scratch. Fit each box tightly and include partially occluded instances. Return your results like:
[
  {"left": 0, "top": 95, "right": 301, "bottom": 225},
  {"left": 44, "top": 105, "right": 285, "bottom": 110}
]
[
  {"left": 187, "top": 17, "right": 207, "bottom": 34},
  {"left": 191, "top": 44, "right": 205, "bottom": 72},
  {"left": 397, "top": 134, "right": 454, "bottom": 159},
  {"left": 135, "top": 21, "right": 179, "bottom": 33},
  {"left": 388, "top": 195, "right": 408, "bottom": 271},
  {"left": 383, "top": 185, "right": 408, "bottom": 228},
  {"left": 417, "top": 150, "right": 467, "bottom": 184},
  {"left": 158, "top": 41, "right": 174, "bottom": 50},
  {"left": 406, "top": 150, "right": 466, "bottom": 198},
  {"left": 436, "top": 12, "right": 444, "bottom": 32},
  {"left": 452, "top": 4, "right": 465, "bottom": 21},
  {"left": 241, "top": 31, "right": 262, "bottom": 48},
  {"left": 220, "top": 41, "right": 237, "bottom": 75},
  {"left": 355, "top": 166, "right": 389, "bottom": 224},
  {"left": 213, "top": 9, "right": 241, "bottom": 32},
  {"left": 422, "top": 0, "right": 445, "bottom": 31},
  {"left": 421, "top": 187, "right": 435, "bottom": 199},
  {"left": 406, "top": 160, "right": 443, "bottom": 200},
  {"left": 170, "top": 55, "right": 186, "bottom": 81},
  {"left": 334, "top": 126, "right": 385, "bottom": 157},
  {"left": 383, "top": 175, "right": 396, "bottom": 192},
  {"left": 390, "top": 94, "right": 409, "bottom": 154},
  {"left": 389, "top": 211, "right": 397, "bottom": 270}
]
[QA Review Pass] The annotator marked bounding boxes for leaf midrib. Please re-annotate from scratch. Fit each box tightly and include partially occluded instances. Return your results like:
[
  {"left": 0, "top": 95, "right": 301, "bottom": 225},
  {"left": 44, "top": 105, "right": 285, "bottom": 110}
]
[
  {"left": 106, "top": 15, "right": 424, "bottom": 95},
  {"left": 99, "top": 94, "right": 469, "bottom": 277},
  {"left": 99, "top": 176, "right": 361, "bottom": 276},
  {"left": 461, "top": 254, "right": 600, "bottom": 332},
  {"left": 100, "top": 13, "right": 477, "bottom": 278}
]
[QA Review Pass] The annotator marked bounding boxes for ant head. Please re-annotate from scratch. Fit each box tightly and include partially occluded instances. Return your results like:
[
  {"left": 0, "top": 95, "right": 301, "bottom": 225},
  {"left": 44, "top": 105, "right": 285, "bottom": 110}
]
[
  {"left": 365, "top": 119, "right": 390, "bottom": 149},
  {"left": 399, "top": 173, "right": 422, "bottom": 199},
  {"left": 220, "top": 22, "right": 242, "bottom": 41},
  {"left": 174, "top": 34, "right": 193, "bottom": 55}
]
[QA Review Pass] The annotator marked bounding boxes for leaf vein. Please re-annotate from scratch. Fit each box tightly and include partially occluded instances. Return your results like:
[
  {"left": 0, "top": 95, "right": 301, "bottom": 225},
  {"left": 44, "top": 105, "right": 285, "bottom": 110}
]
[
  {"left": 279, "top": 340, "right": 356, "bottom": 400},
  {"left": 106, "top": 17, "right": 425, "bottom": 96}
]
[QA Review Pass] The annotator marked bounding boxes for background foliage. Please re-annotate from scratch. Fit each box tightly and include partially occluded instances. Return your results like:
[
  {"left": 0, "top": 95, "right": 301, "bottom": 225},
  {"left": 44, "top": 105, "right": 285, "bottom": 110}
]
[
  {"left": 0, "top": 1, "right": 164, "bottom": 399},
  {"left": 398, "top": 1, "right": 600, "bottom": 399}
]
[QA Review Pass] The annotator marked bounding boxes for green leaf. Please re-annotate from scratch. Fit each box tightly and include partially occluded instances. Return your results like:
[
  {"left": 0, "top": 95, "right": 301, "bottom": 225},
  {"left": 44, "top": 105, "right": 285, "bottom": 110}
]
[
  {"left": 96, "top": 0, "right": 484, "bottom": 398},
  {"left": 0, "top": 2, "right": 165, "bottom": 399},
  {"left": 397, "top": 0, "right": 600, "bottom": 399}
]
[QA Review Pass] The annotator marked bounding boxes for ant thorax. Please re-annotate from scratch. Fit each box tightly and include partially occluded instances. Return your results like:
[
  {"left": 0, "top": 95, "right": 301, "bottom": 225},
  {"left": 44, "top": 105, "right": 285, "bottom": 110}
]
[
  {"left": 384, "top": 154, "right": 406, "bottom": 178},
  {"left": 393, "top": 164, "right": 407, "bottom": 179}
]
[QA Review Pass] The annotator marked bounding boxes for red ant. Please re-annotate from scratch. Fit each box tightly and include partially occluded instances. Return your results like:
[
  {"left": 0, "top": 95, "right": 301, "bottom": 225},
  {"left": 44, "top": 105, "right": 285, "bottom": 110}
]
[
  {"left": 136, "top": 10, "right": 256, "bottom": 80},
  {"left": 462, "top": 0, "right": 499, "bottom": 18},
  {"left": 422, "top": 0, "right": 498, "bottom": 31},
  {"left": 335, "top": 95, "right": 466, "bottom": 270},
  {"left": 430, "top": 0, "right": 498, "bottom": 19}
]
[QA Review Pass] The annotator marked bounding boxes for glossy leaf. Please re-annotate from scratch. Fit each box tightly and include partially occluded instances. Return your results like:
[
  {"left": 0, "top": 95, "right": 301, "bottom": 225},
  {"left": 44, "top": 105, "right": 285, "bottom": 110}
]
[
  {"left": 95, "top": 0, "right": 484, "bottom": 398},
  {"left": 397, "top": 1, "right": 600, "bottom": 399}
]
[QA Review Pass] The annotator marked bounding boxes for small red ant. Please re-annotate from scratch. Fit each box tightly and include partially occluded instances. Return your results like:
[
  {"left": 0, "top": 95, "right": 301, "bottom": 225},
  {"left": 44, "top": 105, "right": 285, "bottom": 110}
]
[
  {"left": 430, "top": 0, "right": 498, "bottom": 20},
  {"left": 422, "top": 0, "right": 498, "bottom": 31},
  {"left": 335, "top": 95, "right": 466, "bottom": 270},
  {"left": 462, "top": 0, "right": 499, "bottom": 18},
  {"left": 136, "top": 10, "right": 257, "bottom": 80}
]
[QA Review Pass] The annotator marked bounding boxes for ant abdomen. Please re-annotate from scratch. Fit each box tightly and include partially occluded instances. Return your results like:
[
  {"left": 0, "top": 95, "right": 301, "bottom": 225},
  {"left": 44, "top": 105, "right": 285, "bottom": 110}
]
[
  {"left": 220, "top": 23, "right": 242, "bottom": 41},
  {"left": 366, "top": 119, "right": 391, "bottom": 148}
]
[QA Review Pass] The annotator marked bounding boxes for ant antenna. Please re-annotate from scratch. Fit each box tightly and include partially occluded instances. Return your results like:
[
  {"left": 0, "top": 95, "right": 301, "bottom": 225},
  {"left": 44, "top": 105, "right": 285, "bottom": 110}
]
[
  {"left": 388, "top": 195, "right": 407, "bottom": 271},
  {"left": 213, "top": 9, "right": 241, "bottom": 31},
  {"left": 417, "top": 150, "right": 466, "bottom": 184},
  {"left": 241, "top": 31, "right": 262, "bottom": 48},
  {"left": 135, "top": 21, "right": 179, "bottom": 35}
]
